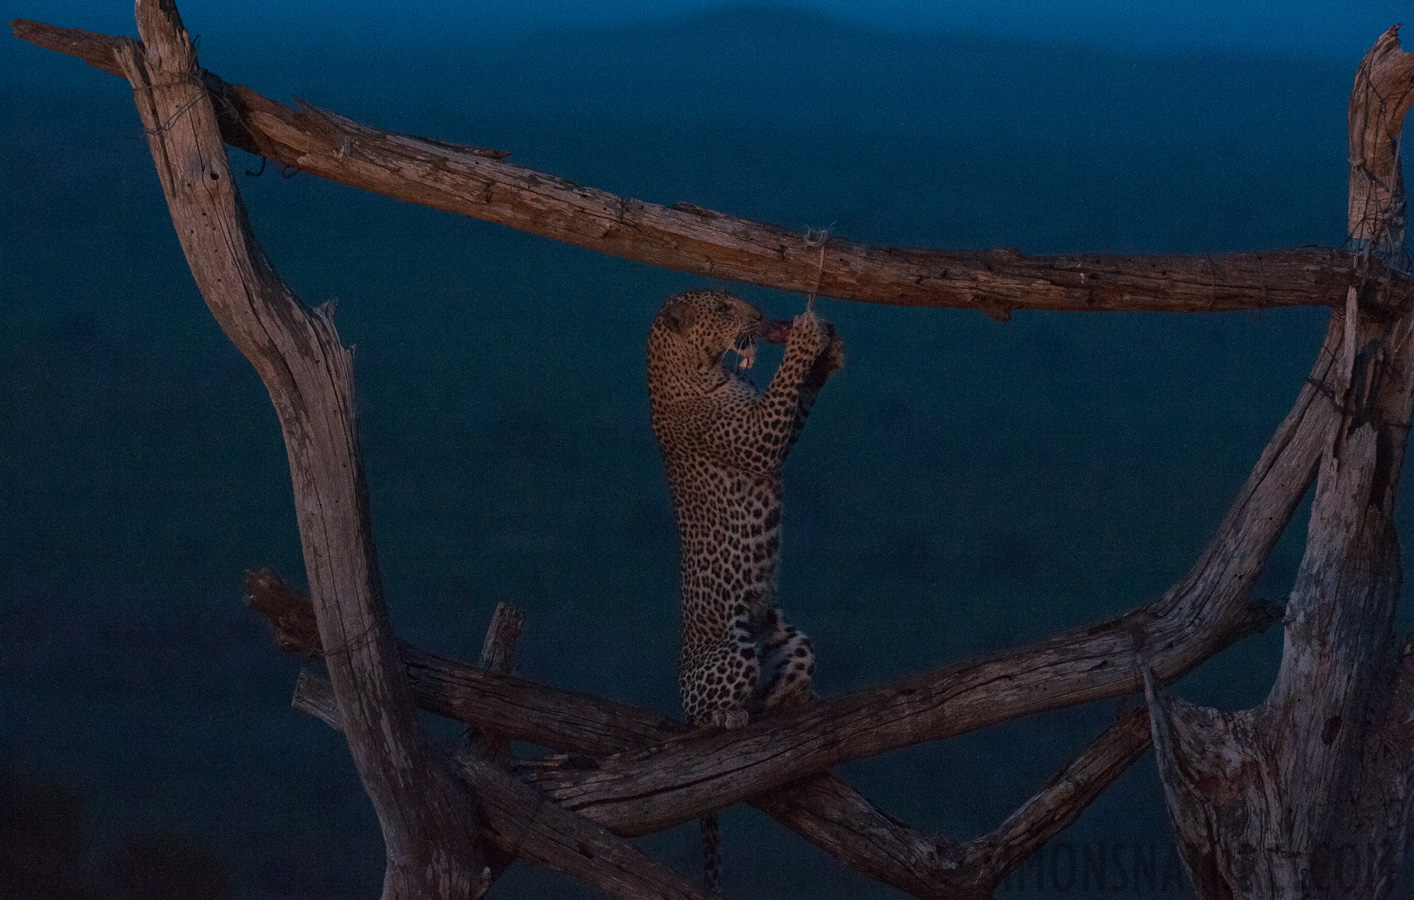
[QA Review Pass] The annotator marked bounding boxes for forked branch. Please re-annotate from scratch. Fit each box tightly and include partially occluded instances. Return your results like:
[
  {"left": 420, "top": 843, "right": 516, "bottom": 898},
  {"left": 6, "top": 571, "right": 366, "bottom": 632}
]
[
  {"left": 504, "top": 315, "right": 1340, "bottom": 835},
  {"left": 274, "top": 581, "right": 1152, "bottom": 900},
  {"left": 21, "top": 3, "right": 1395, "bottom": 897},
  {"left": 254, "top": 566, "right": 1227, "bottom": 898},
  {"left": 294, "top": 672, "right": 718, "bottom": 900},
  {"left": 1143, "top": 27, "right": 1414, "bottom": 899},
  {"left": 246, "top": 295, "right": 1332, "bottom": 833}
]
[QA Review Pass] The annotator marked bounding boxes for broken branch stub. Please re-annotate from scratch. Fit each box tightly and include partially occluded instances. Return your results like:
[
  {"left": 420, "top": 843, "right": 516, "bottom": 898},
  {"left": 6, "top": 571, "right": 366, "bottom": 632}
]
[{"left": 21, "top": 3, "right": 1414, "bottom": 897}]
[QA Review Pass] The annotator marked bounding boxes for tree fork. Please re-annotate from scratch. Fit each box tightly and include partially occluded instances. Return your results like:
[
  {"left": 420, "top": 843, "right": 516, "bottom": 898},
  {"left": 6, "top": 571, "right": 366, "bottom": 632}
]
[
  {"left": 283, "top": 590, "right": 1154, "bottom": 900},
  {"left": 292, "top": 671, "right": 720, "bottom": 900},
  {"left": 251, "top": 567, "right": 1232, "bottom": 899},
  {"left": 1145, "top": 27, "right": 1414, "bottom": 900}
]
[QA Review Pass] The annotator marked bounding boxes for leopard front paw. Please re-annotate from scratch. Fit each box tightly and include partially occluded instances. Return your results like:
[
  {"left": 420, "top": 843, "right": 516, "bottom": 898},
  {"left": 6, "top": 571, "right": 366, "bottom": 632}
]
[{"left": 790, "top": 311, "right": 830, "bottom": 357}]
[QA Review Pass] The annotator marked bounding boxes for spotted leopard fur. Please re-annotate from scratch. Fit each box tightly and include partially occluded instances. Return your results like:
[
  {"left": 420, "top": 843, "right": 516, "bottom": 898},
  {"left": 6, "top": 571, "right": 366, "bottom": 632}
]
[{"left": 647, "top": 288, "right": 844, "bottom": 889}]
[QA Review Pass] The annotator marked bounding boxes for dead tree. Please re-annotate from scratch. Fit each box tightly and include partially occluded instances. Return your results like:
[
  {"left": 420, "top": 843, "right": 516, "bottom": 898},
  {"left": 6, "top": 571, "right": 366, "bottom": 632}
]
[{"left": 12, "top": 2, "right": 1414, "bottom": 897}]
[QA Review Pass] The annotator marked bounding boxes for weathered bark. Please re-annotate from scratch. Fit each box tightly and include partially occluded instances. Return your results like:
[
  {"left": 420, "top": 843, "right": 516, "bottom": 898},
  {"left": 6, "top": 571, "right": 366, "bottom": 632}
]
[
  {"left": 294, "top": 672, "right": 721, "bottom": 900},
  {"left": 464, "top": 604, "right": 527, "bottom": 882},
  {"left": 1146, "top": 26, "right": 1414, "bottom": 899},
  {"left": 253, "top": 569, "right": 1224, "bottom": 898},
  {"left": 1348, "top": 630, "right": 1414, "bottom": 897},
  {"left": 237, "top": 291, "right": 1335, "bottom": 842},
  {"left": 464, "top": 602, "right": 525, "bottom": 763},
  {"left": 277, "top": 581, "right": 1151, "bottom": 900},
  {"left": 114, "top": 2, "right": 486, "bottom": 897},
  {"left": 769, "top": 707, "right": 1156, "bottom": 900},
  {"left": 12, "top": 16, "right": 1414, "bottom": 317}
]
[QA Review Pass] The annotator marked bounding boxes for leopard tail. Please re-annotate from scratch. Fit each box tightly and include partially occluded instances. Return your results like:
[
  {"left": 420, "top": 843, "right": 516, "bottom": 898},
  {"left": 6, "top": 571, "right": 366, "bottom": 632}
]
[{"left": 700, "top": 812, "right": 722, "bottom": 892}]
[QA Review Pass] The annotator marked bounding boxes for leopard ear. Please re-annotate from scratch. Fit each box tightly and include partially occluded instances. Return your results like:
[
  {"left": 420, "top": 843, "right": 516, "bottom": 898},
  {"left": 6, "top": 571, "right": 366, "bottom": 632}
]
[{"left": 659, "top": 297, "right": 697, "bottom": 335}]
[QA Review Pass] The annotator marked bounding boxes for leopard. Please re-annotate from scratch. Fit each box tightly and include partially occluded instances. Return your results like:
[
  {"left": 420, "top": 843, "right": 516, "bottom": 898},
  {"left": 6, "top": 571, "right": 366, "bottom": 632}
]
[{"left": 646, "top": 288, "right": 844, "bottom": 890}]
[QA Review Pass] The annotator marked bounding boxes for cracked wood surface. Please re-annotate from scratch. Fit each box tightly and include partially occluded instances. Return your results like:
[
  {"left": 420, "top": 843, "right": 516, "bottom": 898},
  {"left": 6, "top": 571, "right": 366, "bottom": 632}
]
[
  {"left": 115, "top": 2, "right": 486, "bottom": 896},
  {"left": 22, "top": 6, "right": 1405, "bottom": 897},
  {"left": 294, "top": 672, "right": 721, "bottom": 900},
  {"left": 245, "top": 304, "right": 1336, "bottom": 846},
  {"left": 260, "top": 572, "right": 1153, "bottom": 900},
  {"left": 12, "top": 16, "right": 1410, "bottom": 317},
  {"left": 1146, "top": 27, "right": 1414, "bottom": 900}
]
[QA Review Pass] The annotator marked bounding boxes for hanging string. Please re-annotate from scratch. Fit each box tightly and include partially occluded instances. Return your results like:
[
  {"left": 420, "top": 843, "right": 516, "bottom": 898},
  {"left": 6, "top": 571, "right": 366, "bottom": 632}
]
[{"left": 803, "top": 227, "right": 829, "bottom": 313}]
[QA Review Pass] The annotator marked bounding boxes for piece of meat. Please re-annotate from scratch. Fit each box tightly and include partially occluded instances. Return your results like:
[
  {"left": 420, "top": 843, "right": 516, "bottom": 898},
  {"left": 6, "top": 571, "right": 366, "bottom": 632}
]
[{"left": 759, "top": 319, "right": 792, "bottom": 344}]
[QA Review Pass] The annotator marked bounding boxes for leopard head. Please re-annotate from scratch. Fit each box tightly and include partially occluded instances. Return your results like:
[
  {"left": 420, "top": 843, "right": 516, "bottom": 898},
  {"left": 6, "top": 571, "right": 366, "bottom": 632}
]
[{"left": 650, "top": 289, "right": 764, "bottom": 373}]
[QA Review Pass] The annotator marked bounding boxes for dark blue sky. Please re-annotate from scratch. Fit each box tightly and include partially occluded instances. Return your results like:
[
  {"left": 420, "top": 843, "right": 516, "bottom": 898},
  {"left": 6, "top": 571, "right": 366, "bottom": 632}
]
[{"left": 7, "top": 0, "right": 1410, "bottom": 60}]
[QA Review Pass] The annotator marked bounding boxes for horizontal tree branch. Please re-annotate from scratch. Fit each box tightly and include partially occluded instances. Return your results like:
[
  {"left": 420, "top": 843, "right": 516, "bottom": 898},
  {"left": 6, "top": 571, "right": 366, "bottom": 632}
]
[
  {"left": 245, "top": 569, "right": 689, "bottom": 753},
  {"left": 13, "top": 17, "right": 1406, "bottom": 317},
  {"left": 286, "top": 604, "right": 1152, "bottom": 900},
  {"left": 250, "top": 570, "right": 952, "bottom": 896},
  {"left": 294, "top": 672, "right": 719, "bottom": 900},
  {"left": 257, "top": 569, "right": 1209, "bottom": 899},
  {"left": 26, "top": 7, "right": 1372, "bottom": 898}
]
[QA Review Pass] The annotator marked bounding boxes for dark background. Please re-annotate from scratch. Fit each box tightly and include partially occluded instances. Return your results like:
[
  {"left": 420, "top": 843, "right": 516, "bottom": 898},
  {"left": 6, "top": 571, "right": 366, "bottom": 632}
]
[{"left": 4, "top": 2, "right": 1411, "bottom": 897}]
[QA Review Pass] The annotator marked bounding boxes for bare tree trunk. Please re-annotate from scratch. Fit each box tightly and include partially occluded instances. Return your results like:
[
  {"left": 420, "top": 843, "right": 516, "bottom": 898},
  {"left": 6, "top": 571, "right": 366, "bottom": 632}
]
[
  {"left": 113, "top": 2, "right": 487, "bottom": 896},
  {"left": 1146, "top": 27, "right": 1414, "bottom": 900}
]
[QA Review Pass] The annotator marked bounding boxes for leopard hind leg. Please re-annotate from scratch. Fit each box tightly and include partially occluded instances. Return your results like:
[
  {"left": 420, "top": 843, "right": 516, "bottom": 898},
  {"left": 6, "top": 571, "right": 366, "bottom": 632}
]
[
  {"left": 682, "top": 614, "right": 761, "bottom": 729},
  {"left": 758, "top": 613, "right": 815, "bottom": 710}
]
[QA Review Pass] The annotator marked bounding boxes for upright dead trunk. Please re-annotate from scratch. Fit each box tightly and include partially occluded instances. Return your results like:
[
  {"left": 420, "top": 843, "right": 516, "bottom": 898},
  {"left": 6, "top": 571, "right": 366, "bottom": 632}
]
[
  {"left": 113, "top": 2, "right": 488, "bottom": 896},
  {"left": 1146, "top": 27, "right": 1414, "bottom": 900}
]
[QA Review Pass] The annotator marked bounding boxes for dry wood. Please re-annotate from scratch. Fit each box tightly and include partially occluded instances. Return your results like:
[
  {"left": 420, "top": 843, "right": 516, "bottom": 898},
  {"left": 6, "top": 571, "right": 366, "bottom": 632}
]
[
  {"left": 1349, "top": 30, "right": 1412, "bottom": 253},
  {"left": 967, "top": 708, "right": 1152, "bottom": 872},
  {"left": 465, "top": 602, "right": 525, "bottom": 761},
  {"left": 268, "top": 574, "right": 1152, "bottom": 899},
  {"left": 12, "top": 16, "right": 1412, "bottom": 317},
  {"left": 248, "top": 322, "right": 1328, "bottom": 837},
  {"left": 253, "top": 570, "right": 1209, "bottom": 898},
  {"left": 1348, "top": 630, "right": 1414, "bottom": 898},
  {"left": 465, "top": 603, "right": 527, "bottom": 882},
  {"left": 114, "top": 2, "right": 485, "bottom": 897},
  {"left": 245, "top": 568, "right": 688, "bottom": 754},
  {"left": 753, "top": 707, "right": 1154, "bottom": 900},
  {"left": 1146, "top": 27, "right": 1414, "bottom": 900},
  {"left": 294, "top": 672, "right": 722, "bottom": 900}
]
